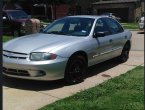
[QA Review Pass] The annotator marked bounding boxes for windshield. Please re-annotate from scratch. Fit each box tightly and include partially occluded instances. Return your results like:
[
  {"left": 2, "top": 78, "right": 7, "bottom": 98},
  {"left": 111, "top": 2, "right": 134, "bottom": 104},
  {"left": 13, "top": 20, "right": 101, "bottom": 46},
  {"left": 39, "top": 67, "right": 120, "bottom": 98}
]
[
  {"left": 41, "top": 17, "right": 95, "bottom": 37},
  {"left": 7, "top": 10, "right": 28, "bottom": 19}
]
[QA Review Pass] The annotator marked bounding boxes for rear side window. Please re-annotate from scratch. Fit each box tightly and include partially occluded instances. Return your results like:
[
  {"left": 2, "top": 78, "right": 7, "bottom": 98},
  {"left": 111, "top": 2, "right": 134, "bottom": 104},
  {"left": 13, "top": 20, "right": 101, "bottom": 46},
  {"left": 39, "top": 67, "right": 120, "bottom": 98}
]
[{"left": 104, "top": 18, "right": 124, "bottom": 34}]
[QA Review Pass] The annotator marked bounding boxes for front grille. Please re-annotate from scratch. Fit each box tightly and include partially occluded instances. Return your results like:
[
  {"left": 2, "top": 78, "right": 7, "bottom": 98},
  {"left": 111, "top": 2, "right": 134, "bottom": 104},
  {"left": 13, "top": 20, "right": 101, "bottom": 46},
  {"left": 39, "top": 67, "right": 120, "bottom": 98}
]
[
  {"left": 3, "top": 50, "right": 28, "bottom": 59},
  {"left": 3, "top": 67, "right": 30, "bottom": 76}
]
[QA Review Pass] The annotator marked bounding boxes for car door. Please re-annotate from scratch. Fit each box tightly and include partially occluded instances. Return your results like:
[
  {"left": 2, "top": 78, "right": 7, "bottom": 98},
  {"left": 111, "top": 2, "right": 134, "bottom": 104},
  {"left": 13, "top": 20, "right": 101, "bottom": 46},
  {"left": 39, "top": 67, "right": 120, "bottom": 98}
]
[
  {"left": 91, "top": 18, "right": 114, "bottom": 64},
  {"left": 104, "top": 18, "right": 126, "bottom": 57}
]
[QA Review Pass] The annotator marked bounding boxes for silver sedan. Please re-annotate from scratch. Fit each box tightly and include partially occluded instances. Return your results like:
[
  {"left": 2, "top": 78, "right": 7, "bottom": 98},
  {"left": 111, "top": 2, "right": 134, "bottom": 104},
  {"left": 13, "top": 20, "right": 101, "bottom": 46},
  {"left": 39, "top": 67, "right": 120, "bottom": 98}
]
[{"left": 3, "top": 15, "right": 132, "bottom": 84}]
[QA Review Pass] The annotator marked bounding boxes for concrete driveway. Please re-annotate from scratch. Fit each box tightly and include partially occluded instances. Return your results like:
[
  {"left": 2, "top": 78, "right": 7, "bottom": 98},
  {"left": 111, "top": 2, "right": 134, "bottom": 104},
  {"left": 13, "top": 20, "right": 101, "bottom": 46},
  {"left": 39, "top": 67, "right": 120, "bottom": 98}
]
[
  {"left": 131, "top": 31, "right": 144, "bottom": 51},
  {"left": 3, "top": 31, "right": 144, "bottom": 110}
]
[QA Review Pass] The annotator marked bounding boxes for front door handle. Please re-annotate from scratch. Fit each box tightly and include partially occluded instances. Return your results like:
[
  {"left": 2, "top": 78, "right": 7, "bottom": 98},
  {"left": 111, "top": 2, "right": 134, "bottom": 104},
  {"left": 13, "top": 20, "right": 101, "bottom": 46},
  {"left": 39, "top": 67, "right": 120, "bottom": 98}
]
[{"left": 109, "top": 39, "right": 113, "bottom": 43}]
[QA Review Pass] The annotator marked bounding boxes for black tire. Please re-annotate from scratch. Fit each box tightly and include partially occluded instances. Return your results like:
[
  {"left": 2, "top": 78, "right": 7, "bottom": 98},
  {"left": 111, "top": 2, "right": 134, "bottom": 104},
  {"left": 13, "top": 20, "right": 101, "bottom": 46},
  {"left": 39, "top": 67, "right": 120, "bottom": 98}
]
[
  {"left": 119, "top": 43, "right": 130, "bottom": 63},
  {"left": 64, "top": 56, "right": 87, "bottom": 84},
  {"left": 13, "top": 30, "right": 19, "bottom": 37}
]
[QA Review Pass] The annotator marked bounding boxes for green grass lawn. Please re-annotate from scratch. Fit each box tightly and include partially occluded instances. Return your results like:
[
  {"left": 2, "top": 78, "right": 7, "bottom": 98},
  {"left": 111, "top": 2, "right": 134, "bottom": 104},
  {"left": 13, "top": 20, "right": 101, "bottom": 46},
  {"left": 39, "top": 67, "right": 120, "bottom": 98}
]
[
  {"left": 121, "top": 23, "right": 138, "bottom": 29},
  {"left": 40, "top": 66, "right": 144, "bottom": 110}
]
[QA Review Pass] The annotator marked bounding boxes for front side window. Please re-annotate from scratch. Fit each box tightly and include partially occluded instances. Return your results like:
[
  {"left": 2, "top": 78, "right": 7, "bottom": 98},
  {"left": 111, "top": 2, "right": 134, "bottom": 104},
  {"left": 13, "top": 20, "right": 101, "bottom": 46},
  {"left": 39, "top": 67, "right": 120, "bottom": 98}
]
[
  {"left": 94, "top": 18, "right": 110, "bottom": 35},
  {"left": 41, "top": 17, "right": 95, "bottom": 37},
  {"left": 104, "top": 18, "right": 124, "bottom": 34}
]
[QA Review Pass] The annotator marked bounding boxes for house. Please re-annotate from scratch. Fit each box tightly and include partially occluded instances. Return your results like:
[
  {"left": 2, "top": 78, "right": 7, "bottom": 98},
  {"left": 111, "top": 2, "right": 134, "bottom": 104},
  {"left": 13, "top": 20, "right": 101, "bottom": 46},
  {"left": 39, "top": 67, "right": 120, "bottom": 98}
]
[
  {"left": 3, "top": 0, "right": 72, "bottom": 20},
  {"left": 92, "top": 0, "right": 145, "bottom": 22},
  {"left": 3, "top": 0, "right": 144, "bottom": 22},
  {"left": 2, "top": 0, "right": 98, "bottom": 20}
]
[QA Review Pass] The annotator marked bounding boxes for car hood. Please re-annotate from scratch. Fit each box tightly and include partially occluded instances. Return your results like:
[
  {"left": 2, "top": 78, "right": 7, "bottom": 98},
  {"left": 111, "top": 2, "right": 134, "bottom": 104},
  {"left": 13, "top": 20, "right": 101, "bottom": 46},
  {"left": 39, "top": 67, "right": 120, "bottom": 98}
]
[{"left": 3, "top": 33, "right": 84, "bottom": 54}]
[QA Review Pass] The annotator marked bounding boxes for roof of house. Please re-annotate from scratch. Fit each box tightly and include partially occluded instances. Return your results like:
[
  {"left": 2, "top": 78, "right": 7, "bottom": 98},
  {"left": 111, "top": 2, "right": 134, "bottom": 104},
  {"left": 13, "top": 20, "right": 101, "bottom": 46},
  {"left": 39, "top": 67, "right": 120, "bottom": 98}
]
[{"left": 92, "top": 0, "right": 141, "bottom": 5}]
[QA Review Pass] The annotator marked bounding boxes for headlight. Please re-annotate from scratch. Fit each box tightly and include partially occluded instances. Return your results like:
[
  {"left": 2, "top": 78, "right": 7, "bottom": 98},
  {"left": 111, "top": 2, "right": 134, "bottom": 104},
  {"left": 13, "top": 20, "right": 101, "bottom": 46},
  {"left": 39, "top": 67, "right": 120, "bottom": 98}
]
[
  {"left": 21, "top": 22, "right": 25, "bottom": 27},
  {"left": 30, "top": 52, "right": 57, "bottom": 61}
]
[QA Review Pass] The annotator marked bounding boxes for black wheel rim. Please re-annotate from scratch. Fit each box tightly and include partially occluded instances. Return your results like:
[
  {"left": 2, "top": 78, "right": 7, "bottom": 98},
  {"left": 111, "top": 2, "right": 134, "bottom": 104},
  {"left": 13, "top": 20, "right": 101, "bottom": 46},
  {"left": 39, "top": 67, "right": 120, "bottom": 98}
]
[
  {"left": 122, "top": 49, "right": 129, "bottom": 61},
  {"left": 68, "top": 60, "right": 85, "bottom": 83}
]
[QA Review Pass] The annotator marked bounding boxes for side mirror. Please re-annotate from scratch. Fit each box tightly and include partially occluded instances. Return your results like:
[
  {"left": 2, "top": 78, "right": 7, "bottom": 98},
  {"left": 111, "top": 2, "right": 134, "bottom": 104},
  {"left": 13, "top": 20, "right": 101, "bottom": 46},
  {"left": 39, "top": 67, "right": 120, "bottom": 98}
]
[
  {"left": 93, "top": 31, "right": 107, "bottom": 38},
  {"left": 3, "top": 16, "right": 7, "bottom": 20}
]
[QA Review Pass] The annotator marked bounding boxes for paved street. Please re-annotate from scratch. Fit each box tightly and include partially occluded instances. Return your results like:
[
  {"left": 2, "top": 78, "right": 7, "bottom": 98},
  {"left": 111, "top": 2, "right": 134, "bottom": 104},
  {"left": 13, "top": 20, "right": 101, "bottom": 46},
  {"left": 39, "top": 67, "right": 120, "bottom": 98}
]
[{"left": 3, "top": 31, "right": 144, "bottom": 110}]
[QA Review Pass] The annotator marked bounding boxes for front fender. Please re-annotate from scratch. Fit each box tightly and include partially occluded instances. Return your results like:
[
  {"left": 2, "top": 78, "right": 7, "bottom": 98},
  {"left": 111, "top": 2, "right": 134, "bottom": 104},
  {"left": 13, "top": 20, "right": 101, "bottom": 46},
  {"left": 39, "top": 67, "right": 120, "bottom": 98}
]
[{"left": 50, "top": 38, "right": 92, "bottom": 58}]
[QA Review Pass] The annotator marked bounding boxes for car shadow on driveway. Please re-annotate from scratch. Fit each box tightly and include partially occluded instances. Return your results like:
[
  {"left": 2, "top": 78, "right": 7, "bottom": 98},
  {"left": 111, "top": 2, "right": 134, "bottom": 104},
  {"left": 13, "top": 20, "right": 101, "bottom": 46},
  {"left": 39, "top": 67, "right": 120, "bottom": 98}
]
[
  {"left": 86, "top": 58, "right": 120, "bottom": 78},
  {"left": 3, "top": 58, "right": 121, "bottom": 91},
  {"left": 137, "top": 31, "right": 144, "bottom": 34}
]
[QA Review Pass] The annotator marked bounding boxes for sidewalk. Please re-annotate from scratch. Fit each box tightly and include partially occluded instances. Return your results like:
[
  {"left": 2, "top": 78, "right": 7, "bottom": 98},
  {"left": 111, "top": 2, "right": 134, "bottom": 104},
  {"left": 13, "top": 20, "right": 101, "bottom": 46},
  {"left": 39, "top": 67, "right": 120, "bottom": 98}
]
[{"left": 3, "top": 50, "right": 144, "bottom": 110}]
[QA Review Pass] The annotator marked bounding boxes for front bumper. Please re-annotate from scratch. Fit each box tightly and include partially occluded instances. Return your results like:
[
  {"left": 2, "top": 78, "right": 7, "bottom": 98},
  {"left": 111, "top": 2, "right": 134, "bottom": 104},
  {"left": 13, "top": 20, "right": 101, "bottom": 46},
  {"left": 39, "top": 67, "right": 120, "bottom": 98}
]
[{"left": 3, "top": 56, "right": 68, "bottom": 81}]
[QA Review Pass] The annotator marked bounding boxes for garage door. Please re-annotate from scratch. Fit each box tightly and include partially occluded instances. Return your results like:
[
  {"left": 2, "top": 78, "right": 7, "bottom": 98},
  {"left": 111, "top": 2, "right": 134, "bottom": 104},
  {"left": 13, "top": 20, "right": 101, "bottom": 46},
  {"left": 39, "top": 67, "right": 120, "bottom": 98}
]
[{"left": 98, "top": 8, "right": 129, "bottom": 22}]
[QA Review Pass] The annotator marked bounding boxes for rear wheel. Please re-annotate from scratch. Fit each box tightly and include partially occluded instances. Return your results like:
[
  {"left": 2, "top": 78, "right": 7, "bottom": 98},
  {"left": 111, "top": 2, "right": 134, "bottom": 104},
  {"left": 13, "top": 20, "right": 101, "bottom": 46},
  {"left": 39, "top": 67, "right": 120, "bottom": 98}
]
[
  {"left": 119, "top": 43, "right": 130, "bottom": 63},
  {"left": 64, "top": 56, "right": 87, "bottom": 84}
]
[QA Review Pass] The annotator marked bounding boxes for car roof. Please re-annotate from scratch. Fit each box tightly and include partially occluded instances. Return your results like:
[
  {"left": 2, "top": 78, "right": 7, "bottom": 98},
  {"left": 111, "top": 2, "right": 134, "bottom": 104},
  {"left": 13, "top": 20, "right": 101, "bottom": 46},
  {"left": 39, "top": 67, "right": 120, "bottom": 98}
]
[{"left": 66, "top": 15, "right": 109, "bottom": 19}]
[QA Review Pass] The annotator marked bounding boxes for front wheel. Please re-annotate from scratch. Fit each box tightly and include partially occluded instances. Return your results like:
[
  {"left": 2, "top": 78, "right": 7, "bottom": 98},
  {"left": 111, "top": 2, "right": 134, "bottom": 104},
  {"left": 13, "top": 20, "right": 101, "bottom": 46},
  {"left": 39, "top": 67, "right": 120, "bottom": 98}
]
[
  {"left": 119, "top": 43, "right": 130, "bottom": 63},
  {"left": 64, "top": 56, "right": 87, "bottom": 84}
]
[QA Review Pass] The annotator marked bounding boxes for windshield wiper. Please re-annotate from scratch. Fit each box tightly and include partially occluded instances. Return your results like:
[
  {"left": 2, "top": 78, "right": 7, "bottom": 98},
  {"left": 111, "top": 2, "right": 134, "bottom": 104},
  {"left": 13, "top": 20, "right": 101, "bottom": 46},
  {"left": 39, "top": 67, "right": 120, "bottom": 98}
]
[{"left": 47, "top": 31, "right": 61, "bottom": 34}]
